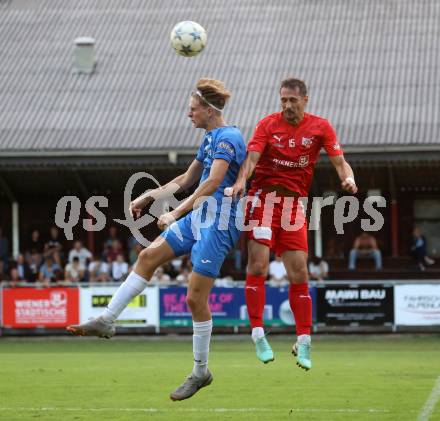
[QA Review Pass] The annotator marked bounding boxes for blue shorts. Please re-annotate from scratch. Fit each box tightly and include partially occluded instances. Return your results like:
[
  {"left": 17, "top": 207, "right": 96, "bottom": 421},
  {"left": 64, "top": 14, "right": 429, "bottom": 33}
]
[{"left": 161, "top": 209, "right": 240, "bottom": 279}]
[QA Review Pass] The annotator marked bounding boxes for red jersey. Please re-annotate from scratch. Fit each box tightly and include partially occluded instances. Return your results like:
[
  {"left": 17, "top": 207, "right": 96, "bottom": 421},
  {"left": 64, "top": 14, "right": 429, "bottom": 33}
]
[{"left": 247, "top": 112, "right": 343, "bottom": 196}]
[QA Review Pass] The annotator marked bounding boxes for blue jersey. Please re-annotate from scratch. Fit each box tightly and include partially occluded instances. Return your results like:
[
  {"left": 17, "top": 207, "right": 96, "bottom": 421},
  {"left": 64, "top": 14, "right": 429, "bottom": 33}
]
[
  {"left": 161, "top": 125, "right": 246, "bottom": 278},
  {"left": 195, "top": 126, "right": 246, "bottom": 216}
]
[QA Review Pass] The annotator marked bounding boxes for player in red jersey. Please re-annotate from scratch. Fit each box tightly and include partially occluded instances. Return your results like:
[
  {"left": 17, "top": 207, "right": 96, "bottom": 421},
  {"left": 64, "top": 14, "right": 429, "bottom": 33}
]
[{"left": 230, "top": 77, "right": 357, "bottom": 370}]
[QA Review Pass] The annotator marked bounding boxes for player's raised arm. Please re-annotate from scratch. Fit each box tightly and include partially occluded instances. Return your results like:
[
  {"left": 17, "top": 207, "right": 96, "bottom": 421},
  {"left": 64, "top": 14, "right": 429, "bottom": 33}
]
[
  {"left": 157, "top": 158, "right": 229, "bottom": 229},
  {"left": 329, "top": 155, "right": 358, "bottom": 194},
  {"left": 130, "top": 159, "right": 203, "bottom": 217}
]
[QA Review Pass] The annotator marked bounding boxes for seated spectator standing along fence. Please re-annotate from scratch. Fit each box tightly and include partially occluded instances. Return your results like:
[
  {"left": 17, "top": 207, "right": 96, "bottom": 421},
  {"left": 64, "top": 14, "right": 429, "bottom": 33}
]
[{"left": 349, "top": 232, "right": 382, "bottom": 271}]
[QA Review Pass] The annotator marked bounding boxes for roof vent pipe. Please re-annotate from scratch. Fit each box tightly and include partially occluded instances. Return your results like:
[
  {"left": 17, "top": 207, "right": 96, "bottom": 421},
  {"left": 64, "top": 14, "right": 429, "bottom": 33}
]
[{"left": 73, "top": 37, "right": 96, "bottom": 74}]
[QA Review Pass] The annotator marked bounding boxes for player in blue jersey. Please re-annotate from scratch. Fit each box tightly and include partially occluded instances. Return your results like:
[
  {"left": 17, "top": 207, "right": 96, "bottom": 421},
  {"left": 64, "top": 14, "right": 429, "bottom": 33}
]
[{"left": 67, "top": 78, "right": 246, "bottom": 401}]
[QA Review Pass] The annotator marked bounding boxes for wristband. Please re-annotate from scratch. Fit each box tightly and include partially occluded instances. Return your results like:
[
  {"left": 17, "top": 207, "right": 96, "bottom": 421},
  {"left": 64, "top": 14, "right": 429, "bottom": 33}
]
[{"left": 224, "top": 187, "right": 233, "bottom": 197}]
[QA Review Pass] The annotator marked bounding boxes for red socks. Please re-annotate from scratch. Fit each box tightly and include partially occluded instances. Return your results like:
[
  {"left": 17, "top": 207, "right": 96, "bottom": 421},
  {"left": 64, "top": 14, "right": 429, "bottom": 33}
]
[
  {"left": 246, "top": 275, "right": 312, "bottom": 335},
  {"left": 289, "top": 283, "right": 312, "bottom": 335},
  {"left": 245, "top": 274, "right": 266, "bottom": 328}
]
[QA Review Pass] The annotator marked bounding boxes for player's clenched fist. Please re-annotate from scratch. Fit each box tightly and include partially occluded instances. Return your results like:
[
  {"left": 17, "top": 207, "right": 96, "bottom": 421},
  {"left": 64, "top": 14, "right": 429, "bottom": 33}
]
[
  {"left": 342, "top": 177, "right": 358, "bottom": 194},
  {"left": 224, "top": 180, "right": 246, "bottom": 199},
  {"left": 130, "top": 196, "right": 152, "bottom": 218},
  {"left": 157, "top": 211, "right": 176, "bottom": 230}
]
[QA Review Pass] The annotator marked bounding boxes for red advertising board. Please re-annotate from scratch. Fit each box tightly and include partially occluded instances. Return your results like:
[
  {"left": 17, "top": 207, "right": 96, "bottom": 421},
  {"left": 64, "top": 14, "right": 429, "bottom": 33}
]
[{"left": 1, "top": 287, "right": 79, "bottom": 328}]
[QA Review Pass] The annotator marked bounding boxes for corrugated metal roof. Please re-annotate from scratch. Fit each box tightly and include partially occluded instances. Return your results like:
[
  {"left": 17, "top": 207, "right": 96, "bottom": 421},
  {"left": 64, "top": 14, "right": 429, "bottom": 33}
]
[{"left": 0, "top": 0, "right": 439, "bottom": 155}]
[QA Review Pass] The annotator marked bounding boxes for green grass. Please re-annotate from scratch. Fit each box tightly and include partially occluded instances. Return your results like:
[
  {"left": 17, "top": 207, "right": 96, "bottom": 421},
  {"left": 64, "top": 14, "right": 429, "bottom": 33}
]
[{"left": 0, "top": 335, "right": 439, "bottom": 421}]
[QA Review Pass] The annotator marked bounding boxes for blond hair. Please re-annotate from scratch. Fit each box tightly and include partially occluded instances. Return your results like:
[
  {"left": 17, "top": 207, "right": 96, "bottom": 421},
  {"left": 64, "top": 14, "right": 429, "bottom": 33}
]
[{"left": 193, "top": 78, "right": 231, "bottom": 111}]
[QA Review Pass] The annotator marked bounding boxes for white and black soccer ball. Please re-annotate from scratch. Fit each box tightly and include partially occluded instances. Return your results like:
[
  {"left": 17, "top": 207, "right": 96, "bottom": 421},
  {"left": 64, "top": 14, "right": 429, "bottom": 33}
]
[{"left": 170, "top": 21, "right": 207, "bottom": 57}]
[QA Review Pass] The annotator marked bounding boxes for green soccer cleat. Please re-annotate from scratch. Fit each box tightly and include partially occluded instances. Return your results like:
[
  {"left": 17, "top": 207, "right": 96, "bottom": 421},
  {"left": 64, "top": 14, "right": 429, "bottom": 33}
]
[
  {"left": 292, "top": 339, "right": 312, "bottom": 371},
  {"left": 255, "top": 337, "right": 275, "bottom": 364}
]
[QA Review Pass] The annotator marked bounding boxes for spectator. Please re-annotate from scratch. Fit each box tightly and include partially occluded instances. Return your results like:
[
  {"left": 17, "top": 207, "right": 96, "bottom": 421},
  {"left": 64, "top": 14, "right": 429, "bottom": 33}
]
[
  {"left": 44, "top": 226, "right": 63, "bottom": 265},
  {"left": 268, "top": 256, "right": 288, "bottom": 286},
  {"left": 175, "top": 256, "right": 192, "bottom": 285},
  {"left": 65, "top": 256, "right": 85, "bottom": 282},
  {"left": 0, "top": 227, "right": 9, "bottom": 275},
  {"left": 26, "top": 248, "right": 43, "bottom": 282},
  {"left": 105, "top": 239, "right": 124, "bottom": 262},
  {"left": 215, "top": 275, "right": 235, "bottom": 287},
  {"left": 308, "top": 256, "right": 329, "bottom": 282},
  {"left": 15, "top": 253, "right": 32, "bottom": 281},
  {"left": 176, "top": 267, "right": 190, "bottom": 285},
  {"left": 112, "top": 254, "right": 129, "bottom": 281},
  {"left": 162, "top": 261, "right": 178, "bottom": 279},
  {"left": 68, "top": 240, "right": 92, "bottom": 266},
  {"left": 29, "top": 229, "right": 44, "bottom": 254},
  {"left": 348, "top": 232, "right": 382, "bottom": 270},
  {"left": 325, "top": 238, "right": 344, "bottom": 259},
  {"left": 126, "top": 234, "right": 139, "bottom": 252},
  {"left": 150, "top": 266, "right": 171, "bottom": 285},
  {"left": 170, "top": 257, "right": 183, "bottom": 273},
  {"left": 129, "top": 242, "right": 143, "bottom": 266},
  {"left": 105, "top": 226, "right": 125, "bottom": 250},
  {"left": 411, "top": 227, "right": 435, "bottom": 271},
  {"left": 39, "top": 256, "right": 62, "bottom": 287},
  {"left": 88, "top": 255, "right": 111, "bottom": 283},
  {"left": 180, "top": 256, "right": 192, "bottom": 272},
  {"left": 7, "top": 267, "right": 21, "bottom": 288}
]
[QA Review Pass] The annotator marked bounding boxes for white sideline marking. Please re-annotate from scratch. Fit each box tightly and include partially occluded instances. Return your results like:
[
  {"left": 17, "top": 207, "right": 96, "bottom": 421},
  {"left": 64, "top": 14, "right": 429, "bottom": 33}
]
[
  {"left": 418, "top": 375, "right": 440, "bottom": 421},
  {"left": 0, "top": 407, "right": 390, "bottom": 414}
]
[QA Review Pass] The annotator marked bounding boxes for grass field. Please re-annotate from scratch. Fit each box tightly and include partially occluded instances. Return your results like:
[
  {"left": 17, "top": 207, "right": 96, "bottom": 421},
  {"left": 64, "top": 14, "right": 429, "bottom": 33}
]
[{"left": 0, "top": 335, "right": 439, "bottom": 421}]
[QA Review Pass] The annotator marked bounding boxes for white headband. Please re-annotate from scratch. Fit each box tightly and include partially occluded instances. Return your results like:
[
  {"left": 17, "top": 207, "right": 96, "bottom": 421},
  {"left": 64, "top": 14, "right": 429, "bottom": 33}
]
[{"left": 194, "top": 90, "right": 223, "bottom": 112}]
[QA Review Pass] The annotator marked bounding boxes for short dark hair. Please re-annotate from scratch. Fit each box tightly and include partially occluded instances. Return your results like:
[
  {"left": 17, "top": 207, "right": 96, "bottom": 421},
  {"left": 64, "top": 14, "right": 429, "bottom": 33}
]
[{"left": 280, "top": 77, "right": 308, "bottom": 96}]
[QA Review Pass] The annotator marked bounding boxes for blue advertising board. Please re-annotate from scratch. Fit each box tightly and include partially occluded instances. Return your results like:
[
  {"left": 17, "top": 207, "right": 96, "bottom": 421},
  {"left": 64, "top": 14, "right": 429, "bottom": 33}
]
[{"left": 159, "top": 286, "right": 316, "bottom": 327}]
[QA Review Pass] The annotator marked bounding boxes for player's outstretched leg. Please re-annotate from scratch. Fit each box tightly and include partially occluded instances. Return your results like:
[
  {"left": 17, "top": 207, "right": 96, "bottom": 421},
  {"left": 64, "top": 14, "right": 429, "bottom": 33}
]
[
  {"left": 246, "top": 274, "right": 274, "bottom": 364},
  {"left": 289, "top": 282, "right": 312, "bottom": 370},
  {"left": 67, "top": 271, "right": 148, "bottom": 338},
  {"left": 68, "top": 240, "right": 176, "bottom": 338}
]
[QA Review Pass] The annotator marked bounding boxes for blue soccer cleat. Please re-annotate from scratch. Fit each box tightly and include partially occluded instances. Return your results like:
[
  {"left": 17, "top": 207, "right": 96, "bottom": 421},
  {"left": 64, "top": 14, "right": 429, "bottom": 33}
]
[
  {"left": 255, "top": 336, "right": 275, "bottom": 364},
  {"left": 292, "top": 336, "right": 312, "bottom": 371}
]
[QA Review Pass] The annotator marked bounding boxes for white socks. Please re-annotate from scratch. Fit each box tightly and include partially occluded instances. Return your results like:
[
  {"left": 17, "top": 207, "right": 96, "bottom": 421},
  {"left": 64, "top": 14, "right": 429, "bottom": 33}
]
[
  {"left": 297, "top": 334, "right": 311, "bottom": 345},
  {"left": 251, "top": 327, "right": 265, "bottom": 343},
  {"left": 102, "top": 271, "right": 148, "bottom": 323},
  {"left": 192, "top": 319, "right": 213, "bottom": 378}
]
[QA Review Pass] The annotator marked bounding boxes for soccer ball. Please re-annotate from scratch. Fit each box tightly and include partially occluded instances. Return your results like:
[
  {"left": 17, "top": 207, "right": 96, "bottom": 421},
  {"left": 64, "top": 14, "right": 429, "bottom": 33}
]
[{"left": 170, "top": 21, "right": 207, "bottom": 57}]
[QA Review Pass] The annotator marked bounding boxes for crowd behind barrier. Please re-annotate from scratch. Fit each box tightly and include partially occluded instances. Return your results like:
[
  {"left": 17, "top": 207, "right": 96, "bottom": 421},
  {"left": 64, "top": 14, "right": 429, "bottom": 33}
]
[{"left": 1, "top": 225, "right": 438, "bottom": 289}]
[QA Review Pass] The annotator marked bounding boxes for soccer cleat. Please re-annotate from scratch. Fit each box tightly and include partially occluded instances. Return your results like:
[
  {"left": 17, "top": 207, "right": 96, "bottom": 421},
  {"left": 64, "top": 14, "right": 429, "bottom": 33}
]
[
  {"left": 292, "top": 340, "right": 312, "bottom": 371},
  {"left": 66, "top": 316, "right": 116, "bottom": 339},
  {"left": 255, "top": 337, "right": 275, "bottom": 364},
  {"left": 170, "top": 369, "right": 213, "bottom": 401}
]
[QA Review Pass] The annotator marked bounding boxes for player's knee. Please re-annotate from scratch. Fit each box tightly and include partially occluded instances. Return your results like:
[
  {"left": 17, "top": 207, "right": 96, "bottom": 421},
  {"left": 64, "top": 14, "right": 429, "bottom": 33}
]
[
  {"left": 288, "top": 266, "right": 308, "bottom": 284},
  {"left": 247, "top": 260, "right": 268, "bottom": 276},
  {"left": 138, "top": 248, "right": 152, "bottom": 265},
  {"left": 186, "top": 294, "right": 202, "bottom": 312},
  {"left": 136, "top": 248, "right": 158, "bottom": 276}
]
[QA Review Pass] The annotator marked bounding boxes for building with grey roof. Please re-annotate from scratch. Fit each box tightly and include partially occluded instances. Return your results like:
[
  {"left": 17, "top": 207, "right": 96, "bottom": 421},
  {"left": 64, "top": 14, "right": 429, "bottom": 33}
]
[{"left": 0, "top": 0, "right": 439, "bottom": 275}]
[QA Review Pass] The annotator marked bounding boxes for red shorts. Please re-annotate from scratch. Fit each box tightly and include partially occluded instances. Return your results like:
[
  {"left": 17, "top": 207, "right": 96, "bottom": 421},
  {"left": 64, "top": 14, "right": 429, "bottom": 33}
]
[{"left": 244, "top": 189, "right": 308, "bottom": 255}]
